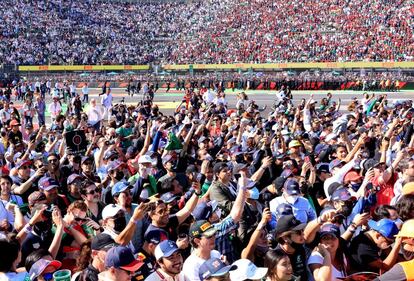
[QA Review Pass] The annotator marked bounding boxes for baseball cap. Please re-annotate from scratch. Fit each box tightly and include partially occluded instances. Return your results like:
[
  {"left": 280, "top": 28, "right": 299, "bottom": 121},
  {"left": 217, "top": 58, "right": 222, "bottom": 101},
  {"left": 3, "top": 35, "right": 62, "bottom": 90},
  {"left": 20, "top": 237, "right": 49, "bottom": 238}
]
[
  {"left": 199, "top": 258, "right": 237, "bottom": 281},
  {"left": 67, "top": 174, "right": 82, "bottom": 185},
  {"left": 138, "top": 155, "right": 152, "bottom": 164},
  {"left": 319, "top": 223, "right": 340, "bottom": 238},
  {"left": 275, "top": 203, "right": 293, "bottom": 218},
  {"left": 316, "top": 163, "right": 330, "bottom": 174},
  {"left": 395, "top": 219, "right": 414, "bottom": 238},
  {"left": 233, "top": 163, "right": 248, "bottom": 174},
  {"left": 38, "top": 177, "right": 59, "bottom": 191},
  {"left": 402, "top": 182, "right": 414, "bottom": 196},
  {"left": 288, "top": 140, "right": 301, "bottom": 148},
  {"left": 189, "top": 220, "right": 217, "bottom": 238},
  {"left": 368, "top": 219, "right": 399, "bottom": 240},
  {"left": 81, "top": 156, "right": 93, "bottom": 164},
  {"left": 144, "top": 230, "right": 168, "bottom": 245},
  {"left": 111, "top": 181, "right": 130, "bottom": 196},
  {"left": 213, "top": 162, "right": 229, "bottom": 174},
  {"left": 15, "top": 159, "right": 31, "bottom": 169},
  {"left": 344, "top": 170, "right": 363, "bottom": 183},
  {"left": 230, "top": 259, "right": 268, "bottom": 281},
  {"left": 283, "top": 179, "right": 300, "bottom": 195},
  {"left": 104, "top": 150, "right": 118, "bottom": 160},
  {"left": 192, "top": 200, "right": 219, "bottom": 220},
  {"left": 28, "top": 191, "right": 46, "bottom": 207},
  {"left": 160, "top": 192, "right": 178, "bottom": 204},
  {"left": 91, "top": 234, "right": 117, "bottom": 250},
  {"left": 362, "top": 158, "right": 378, "bottom": 172},
  {"left": 29, "top": 259, "right": 62, "bottom": 281},
  {"left": 275, "top": 215, "right": 306, "bottom": 236},
  {"left": 325, "top": 133, "right": 337, "bottom": 142},
  {"left": 198, "top": 136, "right": 208, "bottom": 144},
  {"left": 154, "top": 240, "right": 180, "bottom": 261},
  {"left": 329, "top": 159, "right": 344, "bottom": 173},
  {"left": 273, "top": 177, "right": 287, "bottom": 192},
  {"left": 107, "top": 160, "right": 126, "bottom": 172},
  {"left": 102, "top": 204, "right": 123, "bottom": 220},
  {"left": 9, "top": 119, "right": 20, "bottom": 127},
  {"left": 327, "top": 182, "right": 343, "bottom": 197},
  {"left": 280, "top": 169, "right": 293, "bottom": 178},
  {"left": 161, "top": 154, "right": 174, "bottom": 165},
  {"left": 331, "top": 188, "right": 353, "bottom": 201},
  {"left": 105, "top": 246, "right": 144, "bottom": 272}
]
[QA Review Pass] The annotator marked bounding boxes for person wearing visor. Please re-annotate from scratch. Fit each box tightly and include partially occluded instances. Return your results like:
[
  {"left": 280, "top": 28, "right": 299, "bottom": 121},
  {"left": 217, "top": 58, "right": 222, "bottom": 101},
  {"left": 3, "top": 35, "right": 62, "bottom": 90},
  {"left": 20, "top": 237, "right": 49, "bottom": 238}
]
[
  {"left": 199, "top": 257, "right": 237, "bottom": 281},
  {"left": 28, "top": 258, "right": 62, "bottom": 281},
  {"left": 269, "top": 178, "right": 316, "bottom": 224},
  {"left": 146, "top": 240, "right": 185, "bottom": 281},
  {"left": 350, "top": 218, "right": 401, "bottom": 274},
  {"left": 183, "top": 220, "right": 221, "bottom": 281}
]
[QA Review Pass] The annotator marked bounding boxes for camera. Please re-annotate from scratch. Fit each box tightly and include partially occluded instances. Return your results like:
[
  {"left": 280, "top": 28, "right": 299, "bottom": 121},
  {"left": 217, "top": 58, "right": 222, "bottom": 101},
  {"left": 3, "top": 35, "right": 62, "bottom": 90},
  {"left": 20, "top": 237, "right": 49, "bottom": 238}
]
[{"left": 105, "top": 139, "right": 115, "bottom": 146}]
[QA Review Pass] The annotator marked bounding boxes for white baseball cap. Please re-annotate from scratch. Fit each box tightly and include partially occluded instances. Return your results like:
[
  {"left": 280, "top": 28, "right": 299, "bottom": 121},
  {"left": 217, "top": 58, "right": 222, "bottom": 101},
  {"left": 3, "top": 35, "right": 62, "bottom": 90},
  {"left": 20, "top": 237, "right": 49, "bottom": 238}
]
[
  {"left": 230, "top": 259, "right": 268, "bottom": 281},
  {"left": 138, "top": 155, "right": 152, "bottom": 164},
  {"left": 102, "top": 204, "right": 123, "bottom": 220}
]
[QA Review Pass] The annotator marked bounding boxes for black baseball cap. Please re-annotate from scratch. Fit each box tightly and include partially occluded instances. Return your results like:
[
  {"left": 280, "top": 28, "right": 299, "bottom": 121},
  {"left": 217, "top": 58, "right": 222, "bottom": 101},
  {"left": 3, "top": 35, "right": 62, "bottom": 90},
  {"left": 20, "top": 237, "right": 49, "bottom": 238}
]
[
  {"left": 91, "top": 234, "right": 117, "bottom": 250},
  {"left": 275, "top": 215, "right": 306, "bottom": 237}
]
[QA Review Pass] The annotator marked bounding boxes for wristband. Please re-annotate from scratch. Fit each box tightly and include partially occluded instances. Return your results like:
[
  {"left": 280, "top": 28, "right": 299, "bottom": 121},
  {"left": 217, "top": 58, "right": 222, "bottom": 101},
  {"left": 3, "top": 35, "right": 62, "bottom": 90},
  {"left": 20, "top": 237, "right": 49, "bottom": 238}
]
[
  {"left": 317, "top": 216, "right": 325, "bottom": 225},
  {"left": 24, "top": 224, "right": 32, "bottom": 234},
  {"left": 195, "top": 190, "right": 202, "bottom": 196},
  {"left": 130, "top": 218, "right": 139, "bottom": 225}
]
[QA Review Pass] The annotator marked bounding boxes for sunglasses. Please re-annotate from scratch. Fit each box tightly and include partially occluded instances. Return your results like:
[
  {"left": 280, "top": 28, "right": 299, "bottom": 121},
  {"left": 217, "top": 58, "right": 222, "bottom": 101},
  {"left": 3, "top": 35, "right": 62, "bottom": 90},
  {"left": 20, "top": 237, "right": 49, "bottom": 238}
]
[
  {"left": 74, "top": 217, "right": 87, "bottom": 223},
  {"left": 86, "top": 188, "right": 101, "bottom": 195},
  {"left": 110, "top": 157, "right": 118, "bottom": 161},
  {"left": 48, "top": 159, "right": 58, "bottom": 163}
]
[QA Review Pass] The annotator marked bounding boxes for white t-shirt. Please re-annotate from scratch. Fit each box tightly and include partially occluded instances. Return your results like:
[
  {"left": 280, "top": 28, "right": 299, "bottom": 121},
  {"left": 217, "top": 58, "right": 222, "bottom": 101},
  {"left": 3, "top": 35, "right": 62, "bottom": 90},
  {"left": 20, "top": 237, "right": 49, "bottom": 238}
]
[
  {"left": 182, "top": 250, "right": 221, "bottom": 281},
  {"left": 308, "top": 251, "right": 346, "bottom": 281},
  {"left": 146, "top": 269, "right": 186, "bottom": 281}
]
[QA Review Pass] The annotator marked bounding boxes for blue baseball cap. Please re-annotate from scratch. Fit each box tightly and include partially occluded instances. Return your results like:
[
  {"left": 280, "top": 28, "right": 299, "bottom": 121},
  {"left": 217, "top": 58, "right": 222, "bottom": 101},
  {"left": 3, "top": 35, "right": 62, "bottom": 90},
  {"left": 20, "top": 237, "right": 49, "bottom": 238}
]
[
  {"left": 275, "top": 203, "right": 293, "bottom": 218},
  {"left": 199, "top": 258, "right": 237, "bottom": 281},
  {"left": 105, "top": 246, "right": 144, "bottom": 272},
  {"left": 38, "top": 177, "right": 59, "bottom": 191},
  {"left": 331, "top": 188, "right": 353, "bottom": 202},
  {"left": 154, "top": 240, "right": 180, "bottom": 260},
  {"left": 329, "top": 159, "right": 345, "bottom": 173},
  {"left": 319, "top": 223, "right": 340, "bottom": 238},
  {"left": 111, "top": 181, "right": 129, "bottom": 196},
  {"left": 144, "top": 230, "right": 168, "bottom": 245},
  {"left": 192, "top": 201, "right": 219, "bottom": 220},
  {"left": 368, "top": 219, "right": 399, "bottom": 240},
  {"left": 29, "top": 259, "right": 62, "bottom": 281},
  {"left": 107, "top": 160, "right": 126, "bottom": 172},
  {"left": 160, "top": 192, "right": 178, "bottom": 204},
  {"left": 283, "top": 179, "right": 300, "bottom": 195}
]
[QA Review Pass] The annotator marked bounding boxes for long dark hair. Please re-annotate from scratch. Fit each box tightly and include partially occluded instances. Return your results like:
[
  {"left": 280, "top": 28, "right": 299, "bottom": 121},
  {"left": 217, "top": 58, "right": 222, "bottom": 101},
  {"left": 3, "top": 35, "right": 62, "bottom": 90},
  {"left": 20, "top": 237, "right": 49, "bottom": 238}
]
[
  {"left": 397, "top": 194, "right": 414, "bottom": 221},
  {"left": 76, "top": 239, "right": 92, "bottom": 272},
  {"left": 264, "top": 249, "right": 290, "bottom": 279},
  {"left": 0, "top": 238, "right": 20, "bottom": 273}
]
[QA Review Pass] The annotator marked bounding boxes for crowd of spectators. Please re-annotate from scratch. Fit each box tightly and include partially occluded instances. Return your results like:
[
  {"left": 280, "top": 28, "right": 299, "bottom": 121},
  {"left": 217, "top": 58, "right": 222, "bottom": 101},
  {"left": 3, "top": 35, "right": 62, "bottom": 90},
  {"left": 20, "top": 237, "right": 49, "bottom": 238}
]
[
  {"left": 1, "top": 80, "right": 414, "bottom": 280},
  {"left": 0, "top": 0, "right": 413, "bottom": 65}
]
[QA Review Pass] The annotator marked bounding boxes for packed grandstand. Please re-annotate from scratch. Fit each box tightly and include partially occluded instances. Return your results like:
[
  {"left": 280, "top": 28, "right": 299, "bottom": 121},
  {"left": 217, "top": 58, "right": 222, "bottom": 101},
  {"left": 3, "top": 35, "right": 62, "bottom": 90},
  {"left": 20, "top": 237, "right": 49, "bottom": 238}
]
[{"left": 0, "top": 0, "right": 413, "bottom": 65}]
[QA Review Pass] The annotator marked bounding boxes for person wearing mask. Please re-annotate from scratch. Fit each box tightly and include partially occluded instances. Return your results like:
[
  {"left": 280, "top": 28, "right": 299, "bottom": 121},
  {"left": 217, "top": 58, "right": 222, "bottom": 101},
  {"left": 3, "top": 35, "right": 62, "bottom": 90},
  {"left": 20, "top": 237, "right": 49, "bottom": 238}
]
[
  {"left": 66, "top": 174, "right": 84, "bottom": 203},
  {"left": 269, "top": 178, "right": 316, "bottom": 224},
  {"left": 349, "top": 218, "right": 401, "bottom": 274},
  {"left": 101, "top": 160, "right": 127, "bottom": 205},
  {"left": 146, "top": 240, "right": 185, "bottom": 281},
  {"left": 273, "top": 215, "right": 308, "bottom": 281},
  {"left": 99, "top": 246, "right": 143, "bottom": 281}
]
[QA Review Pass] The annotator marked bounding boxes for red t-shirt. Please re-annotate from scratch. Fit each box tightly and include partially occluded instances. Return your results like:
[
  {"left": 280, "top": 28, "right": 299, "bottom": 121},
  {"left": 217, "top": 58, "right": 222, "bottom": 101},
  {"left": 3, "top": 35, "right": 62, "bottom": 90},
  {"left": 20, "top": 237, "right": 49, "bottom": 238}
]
[{"left": 371, "top": 173, "right": 398, "bottom": 205}]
